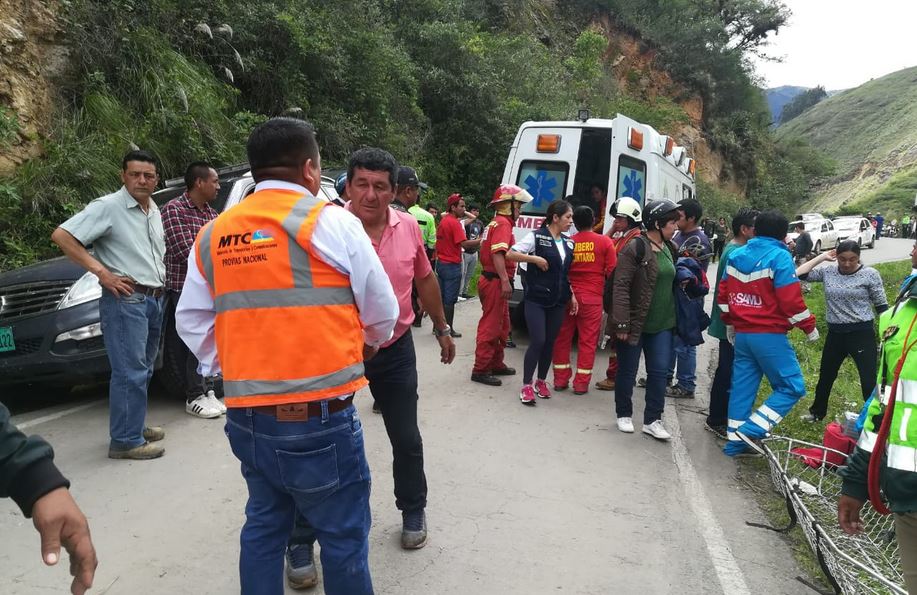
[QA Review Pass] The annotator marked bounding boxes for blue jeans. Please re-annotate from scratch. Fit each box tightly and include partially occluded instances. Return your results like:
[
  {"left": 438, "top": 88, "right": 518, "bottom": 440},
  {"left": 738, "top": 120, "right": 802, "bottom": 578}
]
[
  {"left": 668, "top": 336, "right": 697, "bottom": 392},
  {"left": 225, "top": 405, "right": 373, "bottom": 595},
  {"left": 614, "top": 329, "right": 673, "bottom": 425},
  {"left": 436, "top": 261, "right": 462, "bottom": 305},
  {"left": 99, "top": 290, "right": 164, "bottom": 450}
]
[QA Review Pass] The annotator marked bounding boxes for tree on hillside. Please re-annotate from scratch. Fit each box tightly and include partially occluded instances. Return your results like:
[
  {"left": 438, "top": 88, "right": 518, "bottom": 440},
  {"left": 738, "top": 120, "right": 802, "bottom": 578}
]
[{"left": 779, "top": 86, "right": 827, "bottom": 124}]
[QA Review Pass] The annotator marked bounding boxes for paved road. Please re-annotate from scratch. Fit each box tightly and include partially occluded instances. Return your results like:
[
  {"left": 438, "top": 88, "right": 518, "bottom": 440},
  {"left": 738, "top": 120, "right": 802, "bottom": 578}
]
[{"left": 2, "top": 238, "right": 912, "bottom": 594}]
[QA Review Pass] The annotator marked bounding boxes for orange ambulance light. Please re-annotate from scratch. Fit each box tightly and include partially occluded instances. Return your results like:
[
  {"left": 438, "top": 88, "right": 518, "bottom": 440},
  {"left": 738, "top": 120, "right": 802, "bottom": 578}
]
[
  {"left": 688, "top": 158, "right": 697, "bottom": 177},
  {"left": 664, "top": 137, "right": 674, "bottom": 156},
  {"left": 536, "top": 134, "right": 561, "bottom": 153},
  {"left": 628, "top": 127, "right": 644, "bottom": 151}
]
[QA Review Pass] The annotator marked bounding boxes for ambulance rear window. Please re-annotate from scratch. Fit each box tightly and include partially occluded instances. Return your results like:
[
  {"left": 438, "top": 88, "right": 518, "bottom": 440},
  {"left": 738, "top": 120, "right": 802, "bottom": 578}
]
[{"left": 516, "top": 160, "right": 569, "bottom": 216}]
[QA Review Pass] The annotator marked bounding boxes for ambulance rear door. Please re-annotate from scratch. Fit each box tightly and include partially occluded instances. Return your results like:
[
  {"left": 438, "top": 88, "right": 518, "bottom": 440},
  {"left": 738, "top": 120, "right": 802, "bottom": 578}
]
[{"left": 606, "top": 115, "right": 650, "bottom": 234}]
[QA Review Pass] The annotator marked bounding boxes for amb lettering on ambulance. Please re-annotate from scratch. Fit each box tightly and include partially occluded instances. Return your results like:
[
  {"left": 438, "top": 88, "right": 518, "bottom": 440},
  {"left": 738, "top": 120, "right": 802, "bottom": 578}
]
[
  {"left": 216, "top": 229, "right": 276, "bottom": 267},
  {"left": 501, "top": 111, "right": 697, "bottom": 307}
]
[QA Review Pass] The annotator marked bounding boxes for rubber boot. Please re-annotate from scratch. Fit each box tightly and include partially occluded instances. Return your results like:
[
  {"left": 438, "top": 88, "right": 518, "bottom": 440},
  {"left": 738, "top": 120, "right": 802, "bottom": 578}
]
[{"left": 444, "top": 304, "right": 461, "bottom": 338}]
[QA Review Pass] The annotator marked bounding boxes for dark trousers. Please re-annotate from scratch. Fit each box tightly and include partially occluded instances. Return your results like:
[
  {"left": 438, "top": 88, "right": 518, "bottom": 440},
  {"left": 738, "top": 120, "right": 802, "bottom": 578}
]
[
  {"left": 810, "top": 328, "right": 877, "bottom": 419},
  {"left": 164, "top": 291, "right": 208, "bottom": 400},
  {"left": 290, "top": 330, "right": 426, "bottom": 547},
  {"left": 522, "top": 301, "right": 566, "bottom": 384},
  {"left": 707, "top": 339, "right": 734, "bottom": 427}
]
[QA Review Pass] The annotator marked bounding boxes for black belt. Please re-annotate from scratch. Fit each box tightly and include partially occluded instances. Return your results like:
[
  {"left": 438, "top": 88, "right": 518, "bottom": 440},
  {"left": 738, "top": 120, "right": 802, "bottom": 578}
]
[
  {"left": 248, "top": 396, "right": 354, "bottom": 420},
  {"left": 132, "top": 284, "right": 164, "bottom": 297},
  {"left": 480, "top": 271, "right": 500, "bottom": 280}
]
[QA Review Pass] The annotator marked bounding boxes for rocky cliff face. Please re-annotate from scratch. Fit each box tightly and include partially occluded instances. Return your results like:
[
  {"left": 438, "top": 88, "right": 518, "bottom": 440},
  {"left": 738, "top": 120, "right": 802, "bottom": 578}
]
[
  {"left": 0, "top": 0, "right": 67, "bottom": 175},
  {"left": 595, "top": 16, "right": 742, "bottom": 196}
]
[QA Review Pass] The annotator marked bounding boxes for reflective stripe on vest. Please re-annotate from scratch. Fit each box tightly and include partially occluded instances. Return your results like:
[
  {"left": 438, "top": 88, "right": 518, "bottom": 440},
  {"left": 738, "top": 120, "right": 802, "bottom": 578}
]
[{"left": 196, "top": 190, "right": 366, "bottom": 406}]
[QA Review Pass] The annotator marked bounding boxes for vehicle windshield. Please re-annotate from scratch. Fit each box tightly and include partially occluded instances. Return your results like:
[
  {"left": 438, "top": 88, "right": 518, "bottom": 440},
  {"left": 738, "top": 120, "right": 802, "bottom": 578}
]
[
  {"left": 833, "top": 218, "right": 860, "bottom": 230},
  {"left": 788, "top": 222, "right": 819, "bottom": 233}
]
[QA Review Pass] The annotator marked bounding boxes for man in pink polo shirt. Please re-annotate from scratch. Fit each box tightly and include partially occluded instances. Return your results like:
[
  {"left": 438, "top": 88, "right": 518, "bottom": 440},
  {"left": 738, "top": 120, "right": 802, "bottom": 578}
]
[{"left": 283, "top": 148, "right": 456, "bottom": 587}]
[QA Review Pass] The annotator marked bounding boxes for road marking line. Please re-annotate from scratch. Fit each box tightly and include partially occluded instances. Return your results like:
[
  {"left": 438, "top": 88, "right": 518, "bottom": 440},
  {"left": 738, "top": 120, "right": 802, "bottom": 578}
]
[
  {"left": 669, "top": 410, "right": 752, "bottom": 595},
  {"left": 13, "top": 400, "right": 104, "bottom": 430}
]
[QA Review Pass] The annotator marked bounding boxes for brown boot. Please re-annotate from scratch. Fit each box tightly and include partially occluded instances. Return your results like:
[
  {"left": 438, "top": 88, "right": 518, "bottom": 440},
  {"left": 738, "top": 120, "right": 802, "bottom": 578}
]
[
  {"left": 108, "top": 442, "right": 165, "bottom": 460},
  {"left": 595, "top": 378, "right": 615, "bottom": 391}
]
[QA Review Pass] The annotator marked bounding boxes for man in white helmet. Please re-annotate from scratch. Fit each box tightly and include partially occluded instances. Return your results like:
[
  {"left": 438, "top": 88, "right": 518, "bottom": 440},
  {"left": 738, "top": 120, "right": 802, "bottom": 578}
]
[{"left": 596, "top": 197, "right": 644, "bottom": 391}]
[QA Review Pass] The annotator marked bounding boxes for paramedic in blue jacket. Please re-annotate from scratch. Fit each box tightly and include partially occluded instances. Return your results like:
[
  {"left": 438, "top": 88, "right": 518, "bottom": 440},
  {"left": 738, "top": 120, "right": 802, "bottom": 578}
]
[
  {"left": 507, "top": 200, "right": 577, "bottom": 406},
  {"left": 717, "top": 210, "right": 819, "bottom": 456}
]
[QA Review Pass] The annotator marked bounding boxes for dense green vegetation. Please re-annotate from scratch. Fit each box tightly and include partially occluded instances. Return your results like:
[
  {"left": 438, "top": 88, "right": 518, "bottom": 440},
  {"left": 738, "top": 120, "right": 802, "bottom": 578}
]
[
  {"left": 778, "top": 85, "right": 826, "bottom": 124},
  {"left": 0, "top": 0, "right": 793, "bottom": 270}
]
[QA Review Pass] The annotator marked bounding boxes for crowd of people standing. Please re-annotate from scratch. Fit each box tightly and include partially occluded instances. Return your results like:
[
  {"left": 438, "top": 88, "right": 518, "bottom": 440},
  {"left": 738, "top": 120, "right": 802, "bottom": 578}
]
[{"left": 7, "top": 113, "right": 917, "bottom": 594}]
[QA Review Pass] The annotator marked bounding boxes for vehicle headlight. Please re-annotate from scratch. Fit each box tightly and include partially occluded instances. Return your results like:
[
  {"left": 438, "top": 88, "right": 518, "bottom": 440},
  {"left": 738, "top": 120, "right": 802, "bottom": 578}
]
[{"left": 58, "top": 272, "right": 102, "bottom": 310}]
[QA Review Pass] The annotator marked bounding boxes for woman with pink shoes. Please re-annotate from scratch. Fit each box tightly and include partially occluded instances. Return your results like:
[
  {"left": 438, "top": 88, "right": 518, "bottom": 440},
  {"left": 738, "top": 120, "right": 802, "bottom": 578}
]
[{"left": 506, "top": 200, "right": 577, "bottom": 405}]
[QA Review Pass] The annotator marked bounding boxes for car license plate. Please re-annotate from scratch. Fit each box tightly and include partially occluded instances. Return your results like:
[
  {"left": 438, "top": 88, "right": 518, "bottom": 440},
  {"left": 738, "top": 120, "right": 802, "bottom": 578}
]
[{"left": 0, "top": 326, "right": 13, "bottom": 352}]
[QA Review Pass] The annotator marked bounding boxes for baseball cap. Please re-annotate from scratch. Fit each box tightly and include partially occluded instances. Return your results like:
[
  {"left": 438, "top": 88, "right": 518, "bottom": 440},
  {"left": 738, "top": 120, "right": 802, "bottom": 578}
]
[{"left": 397, "top": 166, "right": 428, "bottom": 189}]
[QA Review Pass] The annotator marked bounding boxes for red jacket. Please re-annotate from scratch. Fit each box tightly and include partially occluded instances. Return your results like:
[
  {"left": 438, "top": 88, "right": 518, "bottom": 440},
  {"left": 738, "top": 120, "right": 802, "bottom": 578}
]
[
  {"left": 569, "top": 231, "right": 616, "bottom": 305},
  {"left": 717, "top": 236, "right": 816, "bottom": 334}
]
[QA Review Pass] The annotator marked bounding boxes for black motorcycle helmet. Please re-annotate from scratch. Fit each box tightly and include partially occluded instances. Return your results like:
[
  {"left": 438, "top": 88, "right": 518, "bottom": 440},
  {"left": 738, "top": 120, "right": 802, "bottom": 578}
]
[{"left": 642, "top": 198, "right": 681, "bottom": 231}]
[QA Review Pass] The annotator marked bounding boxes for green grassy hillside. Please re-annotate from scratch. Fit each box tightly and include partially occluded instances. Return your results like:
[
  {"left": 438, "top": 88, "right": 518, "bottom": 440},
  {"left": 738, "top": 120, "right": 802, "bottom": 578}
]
[{"left": 776, "top": 66, "right": 917, "bottom": 215}]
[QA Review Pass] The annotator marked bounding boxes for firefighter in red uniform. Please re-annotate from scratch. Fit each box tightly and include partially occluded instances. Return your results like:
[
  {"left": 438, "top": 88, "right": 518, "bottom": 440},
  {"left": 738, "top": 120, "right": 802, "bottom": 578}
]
[
  {"left": 596, "top": 197, "right": 644, "bottom": 391},
  {"left": 470, "top": 184, "right": 533, "bottom": 386},
  {"left": 552, "top": 205, "right": 617, "bottom": 394}
]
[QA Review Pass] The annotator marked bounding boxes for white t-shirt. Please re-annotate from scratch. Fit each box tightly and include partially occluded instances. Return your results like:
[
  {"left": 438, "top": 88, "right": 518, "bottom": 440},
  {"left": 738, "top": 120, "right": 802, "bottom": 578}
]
[{"left": 512, "top": 231, "right": 567, "bottom": 262}]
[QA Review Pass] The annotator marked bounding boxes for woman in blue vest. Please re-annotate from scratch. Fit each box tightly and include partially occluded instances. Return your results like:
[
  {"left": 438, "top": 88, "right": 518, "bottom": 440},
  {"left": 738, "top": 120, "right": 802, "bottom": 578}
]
[{"left": 507, "top": 200, "right": 577, "bottom": 405}]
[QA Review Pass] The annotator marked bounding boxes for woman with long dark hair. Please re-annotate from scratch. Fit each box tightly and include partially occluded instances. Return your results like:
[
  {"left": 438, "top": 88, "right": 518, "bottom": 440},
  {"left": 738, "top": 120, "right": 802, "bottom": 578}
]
[
  {"left": 507, "top": 200, "right": 577, "bottom": 405},
  {"left": 796, "top": 240, "right": 888, "bottom": 422}
]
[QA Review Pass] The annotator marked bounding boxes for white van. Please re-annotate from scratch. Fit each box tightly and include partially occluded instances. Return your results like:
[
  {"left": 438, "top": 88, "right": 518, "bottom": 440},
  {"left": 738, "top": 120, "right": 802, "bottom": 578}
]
[{"left": 500, "top": 112, "right": 696, "bottom": 305}]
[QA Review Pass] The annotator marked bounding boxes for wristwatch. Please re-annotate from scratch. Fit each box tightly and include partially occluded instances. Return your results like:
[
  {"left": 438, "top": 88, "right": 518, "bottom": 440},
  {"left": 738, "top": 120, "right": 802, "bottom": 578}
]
[{"left": 433, "top": 325, "right": 452, "bottom": 337}]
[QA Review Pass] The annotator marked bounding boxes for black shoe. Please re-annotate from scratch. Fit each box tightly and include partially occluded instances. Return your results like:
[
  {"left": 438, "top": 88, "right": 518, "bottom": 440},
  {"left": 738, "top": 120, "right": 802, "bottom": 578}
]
[
  {"left": 471, "top": 374, "right": 502, "bottom": 386},
  {"left": 450, "top": 329, "right": 462, "bottom": 338},
  {"left": 372, "top": 401, "right": 382, "bottom": 414},
  {"left": 460, "top": 293, "right": 472, "bottom": 299},
  {"left": 505, "top": 339, "right": 517, "bottom": 348},
  {"left": 402, "top": 510, "right": 427, "bottom": 549},
  {"left": 491, "top": 367, "right": 516, "bottom": 376},
  {"left": 412, "top": 318, "right": 422, "bottom": 328}
]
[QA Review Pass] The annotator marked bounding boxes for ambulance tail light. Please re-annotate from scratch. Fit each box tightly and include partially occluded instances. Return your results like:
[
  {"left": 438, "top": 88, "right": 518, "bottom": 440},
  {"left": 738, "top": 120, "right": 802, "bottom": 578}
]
[
  {"left": 627, "top": 127, "right": 644, "bottom": 151},
  {"left": 536, "top": 134, "right": 561, "bottom": 153}
]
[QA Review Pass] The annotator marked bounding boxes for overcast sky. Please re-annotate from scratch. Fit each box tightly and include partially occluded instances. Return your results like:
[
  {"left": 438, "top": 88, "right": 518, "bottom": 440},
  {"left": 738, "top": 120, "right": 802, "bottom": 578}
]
[{"left": 752, "top": 0, "right": 917, "bottom": 91}]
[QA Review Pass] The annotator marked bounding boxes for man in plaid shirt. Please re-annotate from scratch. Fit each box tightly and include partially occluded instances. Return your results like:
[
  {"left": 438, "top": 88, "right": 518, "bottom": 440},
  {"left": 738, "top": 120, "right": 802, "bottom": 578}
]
[{"left": 161, "top": 162, "right": 224, "bottom": 418}]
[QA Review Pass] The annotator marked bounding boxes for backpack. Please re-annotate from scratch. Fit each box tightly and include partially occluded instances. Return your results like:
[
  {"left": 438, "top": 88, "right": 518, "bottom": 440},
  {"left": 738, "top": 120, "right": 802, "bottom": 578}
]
[{"left": 603, "top": 233, "right": 645, "bottom": 314}]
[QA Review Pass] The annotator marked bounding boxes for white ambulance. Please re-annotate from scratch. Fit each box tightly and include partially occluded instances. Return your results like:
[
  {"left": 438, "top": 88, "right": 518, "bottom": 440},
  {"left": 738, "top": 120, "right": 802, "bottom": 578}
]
[{"left": 500, "top": 112, "right": 696, "bottom": 308}]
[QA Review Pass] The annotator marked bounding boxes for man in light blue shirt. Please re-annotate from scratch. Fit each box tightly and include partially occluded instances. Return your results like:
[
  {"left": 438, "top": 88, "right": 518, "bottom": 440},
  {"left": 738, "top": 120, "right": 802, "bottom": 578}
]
[{"left": 51, "top": 150, "right": 167, "bottom": 461}]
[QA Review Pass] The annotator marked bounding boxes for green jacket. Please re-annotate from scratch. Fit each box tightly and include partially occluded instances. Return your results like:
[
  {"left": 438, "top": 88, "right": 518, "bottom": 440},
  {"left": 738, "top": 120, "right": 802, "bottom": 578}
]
[
  {"left": 0, "top": 401, "right": 70, "bottom": 517},
  {"left": 409, "top": 205, "right": 437, "bottom": 249},
  {"left": 841, "top": 296, "right": 917, "bottom": 512},
  {"left": 707, "top": 241, "right": 739, "bottom": 341}
]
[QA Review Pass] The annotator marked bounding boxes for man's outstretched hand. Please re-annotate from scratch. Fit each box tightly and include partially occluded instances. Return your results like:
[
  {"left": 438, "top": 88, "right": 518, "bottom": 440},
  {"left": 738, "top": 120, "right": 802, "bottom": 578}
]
[{"left": 31, "top": 487, "right": 97, "bottom": 595}]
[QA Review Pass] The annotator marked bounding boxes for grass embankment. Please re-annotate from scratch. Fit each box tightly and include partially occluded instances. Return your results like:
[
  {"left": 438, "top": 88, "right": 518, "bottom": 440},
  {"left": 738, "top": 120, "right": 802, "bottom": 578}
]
[{"left": 747, "top": 258, "right": 912, "bottom": 587}]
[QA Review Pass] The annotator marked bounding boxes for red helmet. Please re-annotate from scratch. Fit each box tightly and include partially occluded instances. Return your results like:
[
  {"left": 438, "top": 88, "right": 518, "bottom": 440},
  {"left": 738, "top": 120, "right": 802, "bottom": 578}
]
[{"left": 489, "top": 184, "right": 533, "bottom": 206}]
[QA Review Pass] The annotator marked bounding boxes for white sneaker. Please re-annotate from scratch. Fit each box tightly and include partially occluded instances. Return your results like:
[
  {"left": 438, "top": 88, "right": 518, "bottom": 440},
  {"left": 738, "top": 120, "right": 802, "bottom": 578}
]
[
  {"left": 616, "top": 417, "right": 634, "bottom": 433},
  {"left": 642, "top": 420, "right": 672, "bottom": 441},
  {"left": 186, "top": 394, "right": 222, "bottom": 419},
  {"left": 207, "top": 389, "right": 227, "bottom": 415}
]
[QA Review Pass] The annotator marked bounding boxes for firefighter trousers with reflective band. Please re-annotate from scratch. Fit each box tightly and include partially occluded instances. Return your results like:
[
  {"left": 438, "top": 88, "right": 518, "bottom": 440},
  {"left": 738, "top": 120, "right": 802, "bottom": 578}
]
[
  {"left": 725, "top": 332, "right": 806, "bottom": 456},
  {"left": 552, "top": 303, "right": 603, "bottom": 390},
  {"left": 473, "top": 276, "right": 510, "bottom": 374}
]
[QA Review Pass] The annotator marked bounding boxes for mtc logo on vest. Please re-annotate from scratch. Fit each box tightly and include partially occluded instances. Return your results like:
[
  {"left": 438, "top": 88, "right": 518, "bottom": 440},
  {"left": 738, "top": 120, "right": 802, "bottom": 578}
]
[{"left": 218, "top": 229, "right": 275, "bottom": 248}]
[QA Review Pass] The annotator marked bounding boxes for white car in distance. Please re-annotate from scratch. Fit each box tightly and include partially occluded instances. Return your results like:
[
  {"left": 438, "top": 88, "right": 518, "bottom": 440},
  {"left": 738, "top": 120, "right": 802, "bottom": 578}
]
[
  {"left": 786, "top": 219, "right": 839, "bottom": 253},
  {"left": 831, "top": 216, "right": 876, "bottom": 249}
]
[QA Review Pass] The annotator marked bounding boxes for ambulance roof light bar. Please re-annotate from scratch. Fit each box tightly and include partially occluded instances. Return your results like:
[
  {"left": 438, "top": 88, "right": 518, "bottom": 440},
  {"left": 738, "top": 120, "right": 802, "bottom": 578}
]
[
  {"left": 627, "top": 127, "right": 644, "bottom": 151},
  {"left": 536, "top": 134, "right": 561, "bottom": 153}
]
